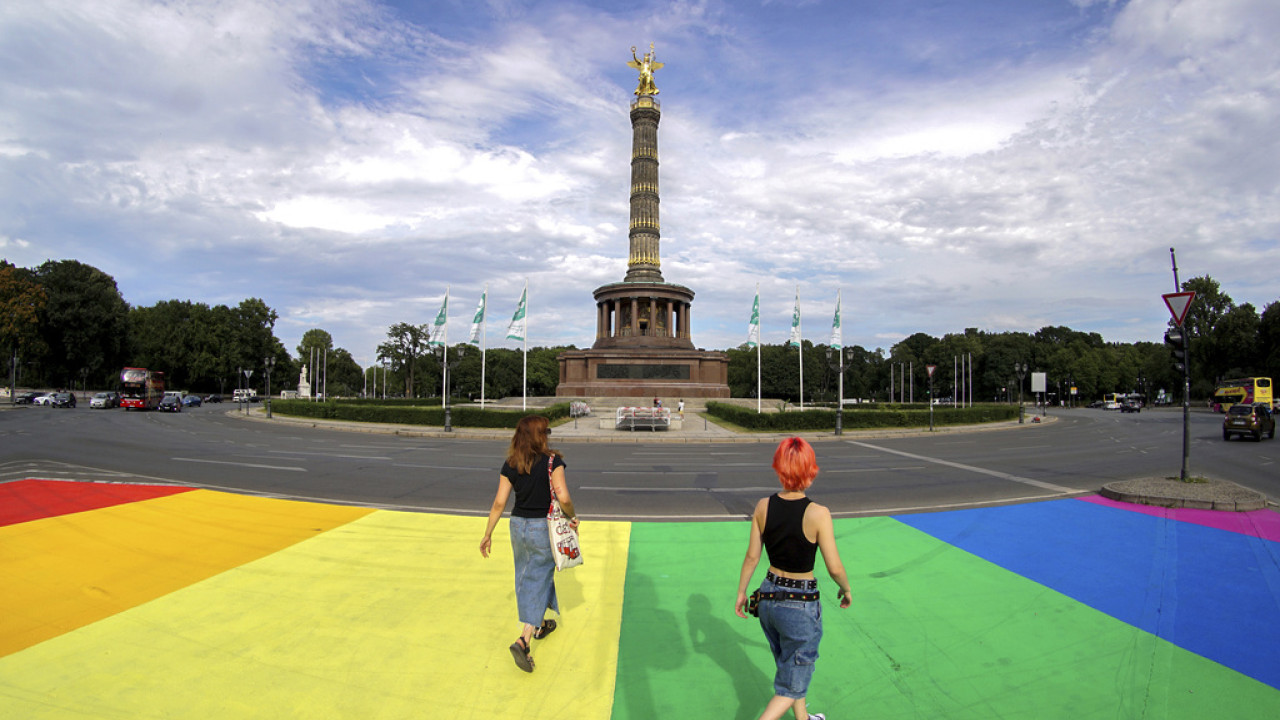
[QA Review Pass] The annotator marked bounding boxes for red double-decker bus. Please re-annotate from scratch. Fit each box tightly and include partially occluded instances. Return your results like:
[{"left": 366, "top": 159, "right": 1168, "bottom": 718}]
[{"left": 120, "top": 367, "right": 165, "bottom": 410}]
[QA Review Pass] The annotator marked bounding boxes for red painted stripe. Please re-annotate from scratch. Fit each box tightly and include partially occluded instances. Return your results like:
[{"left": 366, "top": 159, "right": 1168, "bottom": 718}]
[
  {"left": 0, "top": 479, "right": 194, "bottom": 527},
  {"left": 1079, "top": 494, "right": 1280, "bottom": 543}
]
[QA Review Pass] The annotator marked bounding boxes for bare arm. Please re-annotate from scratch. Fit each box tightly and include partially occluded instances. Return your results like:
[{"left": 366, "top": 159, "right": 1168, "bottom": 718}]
[
  {"left": 479, "top": 475, "right": 513, "bottom": 558},
  {"left": 550, "top": 465, "right": 580, "bottom": 531},
  {"left": 735, "top": 498, "right": 768, "bottom": 618},
  {"left": 812, "top": 504, "right": 852, "bottom": 608}
]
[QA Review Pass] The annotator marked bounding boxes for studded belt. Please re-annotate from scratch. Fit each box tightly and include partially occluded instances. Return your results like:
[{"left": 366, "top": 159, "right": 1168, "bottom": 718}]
[{"left": 767, "top": 571, "right": 818, "bottom": 590}]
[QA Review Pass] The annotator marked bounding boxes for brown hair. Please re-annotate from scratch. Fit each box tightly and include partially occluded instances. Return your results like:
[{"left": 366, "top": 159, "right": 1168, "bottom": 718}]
[
  {"left": 506, "top": 415, "right": 560, "bottom": 474},
  {"left": 772, "top": 437, "right": 818, "bottom": 491}
]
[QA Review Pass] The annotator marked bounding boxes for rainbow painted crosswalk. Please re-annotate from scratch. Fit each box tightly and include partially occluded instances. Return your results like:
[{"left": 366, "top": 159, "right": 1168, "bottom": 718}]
[{"left": 3, "top": 479, "right": 1278, "bottom": 719}]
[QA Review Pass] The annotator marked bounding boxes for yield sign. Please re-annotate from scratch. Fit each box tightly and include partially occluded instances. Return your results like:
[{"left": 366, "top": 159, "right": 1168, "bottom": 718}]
[
  {"left": 926, "top": 365, "right": 936, "bottom": 377},
  {"left": 1163, "top": 291, "right": 1196, "bottom": 327}
]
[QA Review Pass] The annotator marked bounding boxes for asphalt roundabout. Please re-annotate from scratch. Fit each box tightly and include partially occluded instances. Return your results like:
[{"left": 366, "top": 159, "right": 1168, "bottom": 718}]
[{"left": 3, "top": 405, "right": 1279, "bottom": 718}]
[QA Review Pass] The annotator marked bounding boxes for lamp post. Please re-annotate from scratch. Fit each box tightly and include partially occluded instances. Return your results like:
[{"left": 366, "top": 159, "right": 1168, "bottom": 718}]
[
  {"left": 264, "top": 356, "right": 275, "bottom": 418},
  {"left": 436, "top": 343, "right": 467, "bottom": 432},
  {"left": 1014, "top": 362, "right": 1027, "bottom": 423},
  {"left": 825, "top": 346, "right": 853, "bottom": 435}
]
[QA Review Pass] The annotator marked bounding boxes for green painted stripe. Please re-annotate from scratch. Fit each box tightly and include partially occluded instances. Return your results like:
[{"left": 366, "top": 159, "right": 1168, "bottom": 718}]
[{"left": 612, "top": 517, "right": 1280, "bottom": 719}]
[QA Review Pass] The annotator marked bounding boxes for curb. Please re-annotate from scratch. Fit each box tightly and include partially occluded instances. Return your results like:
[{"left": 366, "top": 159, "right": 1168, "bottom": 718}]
[{"left": 1099, "top": 477, "right": 1268, "bottom": 512}]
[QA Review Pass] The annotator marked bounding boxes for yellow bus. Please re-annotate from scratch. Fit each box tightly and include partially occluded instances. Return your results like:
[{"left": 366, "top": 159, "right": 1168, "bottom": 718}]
[{"left": 1212, "top": 377, "right": 1273, "bottom": 412}]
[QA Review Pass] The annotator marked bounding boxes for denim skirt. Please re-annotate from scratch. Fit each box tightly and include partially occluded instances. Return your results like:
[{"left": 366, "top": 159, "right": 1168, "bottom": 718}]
[
  {"left": 756, "top": 576, "right": 823, "bottom": 699},
  {"left": 509, "top": 515, "right": 559, "bottom": 626}
]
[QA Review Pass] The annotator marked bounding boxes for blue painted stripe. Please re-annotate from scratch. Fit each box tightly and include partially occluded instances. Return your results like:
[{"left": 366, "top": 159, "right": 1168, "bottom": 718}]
[{"left": 895, "top": 499, "right": 1280, "bottom": 690}]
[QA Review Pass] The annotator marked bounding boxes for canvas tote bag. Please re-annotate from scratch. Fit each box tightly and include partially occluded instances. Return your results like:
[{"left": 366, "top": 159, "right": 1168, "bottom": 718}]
[{"left": 546, "top": 455, "right": 583, "bottom": 570}]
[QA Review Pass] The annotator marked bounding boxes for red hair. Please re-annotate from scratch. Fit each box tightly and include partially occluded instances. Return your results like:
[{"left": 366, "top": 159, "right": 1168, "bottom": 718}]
[
  {"left": 506, "top": 415, "right": 558, "bottom": 474},
  {"left": 772, "top": 437, "right": 818, "bottom": 491}
]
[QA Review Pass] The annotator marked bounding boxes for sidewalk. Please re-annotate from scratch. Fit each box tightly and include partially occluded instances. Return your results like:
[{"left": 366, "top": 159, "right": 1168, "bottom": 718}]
[{"left": 2, "top": 478, "right": 1278, "bottom": 718}]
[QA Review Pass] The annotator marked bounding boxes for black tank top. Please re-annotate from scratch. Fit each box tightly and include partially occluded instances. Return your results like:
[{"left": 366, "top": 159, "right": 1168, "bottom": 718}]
[{"left": 762, "top": 494, "right": 817, "bottom": 573}]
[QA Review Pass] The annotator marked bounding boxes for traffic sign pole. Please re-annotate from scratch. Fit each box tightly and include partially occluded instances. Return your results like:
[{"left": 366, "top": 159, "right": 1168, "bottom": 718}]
[{"left": 1165, "top": 250, "right": 1194, "bottom": 481}]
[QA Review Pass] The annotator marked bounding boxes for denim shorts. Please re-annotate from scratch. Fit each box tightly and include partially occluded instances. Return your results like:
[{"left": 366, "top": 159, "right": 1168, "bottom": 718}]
[
  {"left": 509, "top": 515, "right": 559, "bottom": 627},
  {"left": 756, "top": 576, "right": 823, "bottom": 699}
]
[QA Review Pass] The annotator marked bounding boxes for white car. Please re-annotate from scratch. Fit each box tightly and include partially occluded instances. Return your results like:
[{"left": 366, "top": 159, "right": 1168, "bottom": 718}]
[{"left": 31, "top": 392, "right": 56, "bottom": 405}]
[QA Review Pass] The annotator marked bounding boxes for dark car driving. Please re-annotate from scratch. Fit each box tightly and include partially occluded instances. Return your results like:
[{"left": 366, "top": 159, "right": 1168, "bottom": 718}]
[
  {"left": 158, "top": 395, "right": 182, "bottom": 412},
  {"left": 1223, "top": 402, "right": 1275, "bottom": 441}
]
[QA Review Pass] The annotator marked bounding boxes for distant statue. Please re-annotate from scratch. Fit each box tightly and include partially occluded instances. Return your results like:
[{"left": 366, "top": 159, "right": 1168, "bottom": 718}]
[
  {"left": 300, "top": 365, "right": 308, "bottom": 384},
  {"left": 628, "top": 42, "right": 664, "bottom": 96}
]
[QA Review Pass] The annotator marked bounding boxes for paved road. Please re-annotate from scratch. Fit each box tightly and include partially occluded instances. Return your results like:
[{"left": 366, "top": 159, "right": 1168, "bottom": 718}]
[{"left": 1, "top": 404, "right": 1275, "bottom": 519}]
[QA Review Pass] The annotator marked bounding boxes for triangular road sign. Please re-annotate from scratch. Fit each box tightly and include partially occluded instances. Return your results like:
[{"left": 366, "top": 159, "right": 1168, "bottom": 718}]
[
  {"left": 926, "top": 365, "right": 936, "bottom": 377},
  {"left": 1163, "top": 291, "right": 1196, "bottom": 327}
]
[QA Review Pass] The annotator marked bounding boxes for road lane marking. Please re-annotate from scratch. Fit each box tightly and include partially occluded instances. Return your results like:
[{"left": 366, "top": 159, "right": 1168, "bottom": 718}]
[
  {"left": 846, "top": 441, "right": 1077, "bottom": 494},
  {"left": 171, "top": 458, "right": 306, "bottom": 472}
]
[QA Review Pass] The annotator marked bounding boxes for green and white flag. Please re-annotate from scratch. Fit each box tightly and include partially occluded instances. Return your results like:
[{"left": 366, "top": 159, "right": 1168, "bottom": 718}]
[
  {"left": 506, "top": 284, "right": 527, "bottom": 342},
  {"left": 747, "top": 290, "right": 760, "bottom": 348},
  {"left": 830, "top": 290, "right": 842, "bottom": 351},
  {"left": 788, "top": 290, "right": 802, "bottom": 347},
  {"left": 429, "top": 288, "right": 448, "bottom": 347},
  {"left": 468, "top": 289, "right": 486, "bottom": 345}
]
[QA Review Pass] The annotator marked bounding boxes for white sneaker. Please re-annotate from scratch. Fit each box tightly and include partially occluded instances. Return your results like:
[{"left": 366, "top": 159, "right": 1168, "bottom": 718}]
[{"left": 806, "top": 714, "right": 826, "bottom": 720}]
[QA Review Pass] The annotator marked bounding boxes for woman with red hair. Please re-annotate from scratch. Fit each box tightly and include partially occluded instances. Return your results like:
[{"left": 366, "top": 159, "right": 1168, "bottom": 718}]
[
  {"left": 480, "top": 415, "right": 579, "bottom": 672},
  {"left": 736, "top": 437, "right": 851, "bottom": 720}
]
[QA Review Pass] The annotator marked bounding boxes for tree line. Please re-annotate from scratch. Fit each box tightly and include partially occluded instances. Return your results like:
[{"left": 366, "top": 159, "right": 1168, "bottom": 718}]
[{"left": 4, "top": 259, "right": 1277, "bottom": 402}]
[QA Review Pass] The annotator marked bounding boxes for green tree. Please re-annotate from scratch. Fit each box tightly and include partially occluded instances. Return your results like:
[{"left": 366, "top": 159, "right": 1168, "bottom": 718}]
[
  {"left": 1, "top": 262, "right": 47, "bottom": 385},
  {"left": 377, "top": 323, "right": 430, "bottom": 397},
  {"left": 34, "top": 260, "right": 129, "bottom": 388},
  {"left": 1259, "top": 301, "right": 1280, "bottom": 384}
]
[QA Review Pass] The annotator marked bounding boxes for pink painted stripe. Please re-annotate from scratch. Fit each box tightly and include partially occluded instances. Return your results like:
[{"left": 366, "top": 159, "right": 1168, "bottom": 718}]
[{"left": 1079, "top": 494, "right": 1280, "bottom": 543}]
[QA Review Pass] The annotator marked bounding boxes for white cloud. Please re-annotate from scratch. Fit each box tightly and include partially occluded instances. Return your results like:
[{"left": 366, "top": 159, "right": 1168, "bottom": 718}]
[{"left": 1, "top": 0, "right": 1278, "bottom": 366}]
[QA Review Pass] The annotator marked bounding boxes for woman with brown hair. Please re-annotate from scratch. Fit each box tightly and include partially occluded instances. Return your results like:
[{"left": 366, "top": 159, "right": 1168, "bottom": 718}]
[
  {"left": 480, "top": 415, "right": 580, "bottom": 672},
  {"left": 736, "top": 437, "right": 851, "bottom": 720}
]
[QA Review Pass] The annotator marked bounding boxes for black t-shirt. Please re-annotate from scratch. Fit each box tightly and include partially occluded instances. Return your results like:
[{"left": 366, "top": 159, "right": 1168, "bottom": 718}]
[{"left": 501, "top": 453, "right": 567, "bottom": 518}]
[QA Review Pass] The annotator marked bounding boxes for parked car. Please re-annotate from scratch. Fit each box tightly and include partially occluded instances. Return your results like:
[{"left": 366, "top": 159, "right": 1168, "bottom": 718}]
[
  {"left": 31, "top": 392, "right": 56, "bottom": 406},
  {"left": 182, "top": 394, "right": 203, "bottom": 407},
  {"left": 89, "top": 391, "right": 121, "bottom": 409},
  {"left": 204, "top": 394, "right": 222, "bottom": 404},
  {"left": 50, "top": 392, "right": 77, "bottom": 408},
  {"left": 14, "top": 391, "right": 43, "bottom": 404},
  {"left": 1087, "top": 400, "right": 1104, "bottom": 409},
  {"left": 1222, "top": 402, "right": 1275, "bottom": 441},
  {"left": 158, "top": 395, "right": 182, "bottom": 412}
]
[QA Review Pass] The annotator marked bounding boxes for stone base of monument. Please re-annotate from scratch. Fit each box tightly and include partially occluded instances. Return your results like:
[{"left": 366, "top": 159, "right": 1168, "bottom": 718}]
[{"left": 556, "top": 347, "right": 730, "bottom": 399}]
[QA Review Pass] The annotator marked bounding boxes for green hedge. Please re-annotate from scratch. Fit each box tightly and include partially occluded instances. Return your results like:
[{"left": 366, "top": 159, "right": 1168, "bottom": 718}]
[
  {"left": 270, "top": 400, "right": 572, "bottom": 428},
  {"left": 705, "top": 402, "right": 1019, "bottom": 432}
]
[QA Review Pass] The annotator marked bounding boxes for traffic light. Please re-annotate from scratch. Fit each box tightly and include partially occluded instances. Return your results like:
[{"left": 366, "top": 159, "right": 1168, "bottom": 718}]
[{"left": 1164, "top": 329, "right": 1186, "bottom": 372}]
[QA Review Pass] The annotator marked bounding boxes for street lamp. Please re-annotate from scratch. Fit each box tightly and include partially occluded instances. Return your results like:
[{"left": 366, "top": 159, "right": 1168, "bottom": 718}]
[
  {"left": 825, "top": 346, "right": 854, "bottom": 435},
  {"left": 1014, "top": 362, "right": 1028, "bottom": 423},
  {"left": 264, "top": 356, "right": 275, "bottom": 418},
  {"left": 436, "top": 343, "right": 468, "bottom": 432}
]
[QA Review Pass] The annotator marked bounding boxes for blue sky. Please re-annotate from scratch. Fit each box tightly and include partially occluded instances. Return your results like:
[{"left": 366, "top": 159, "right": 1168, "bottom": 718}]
[{"left": 3, "top": 0, "right": 1279, "bottom": 368}]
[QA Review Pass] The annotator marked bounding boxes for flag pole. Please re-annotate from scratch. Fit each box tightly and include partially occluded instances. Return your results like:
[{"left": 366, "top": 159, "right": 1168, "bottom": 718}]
[
  {"left": 747, "top": 283, "right": 757, "bottom": 412},
  {"left": 479, "top": 283, "right": 488, "bottom": 408},
  {"left": 522, "top": 280, "right": 528, "bottom": 411},
  {"left": 797, "top": 285, "right": 804, "bottom": 410}
]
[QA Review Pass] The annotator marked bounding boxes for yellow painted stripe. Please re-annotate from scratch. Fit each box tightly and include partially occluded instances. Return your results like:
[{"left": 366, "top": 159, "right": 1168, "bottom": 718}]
[
  {"left": 0, "top": 507, "right": 631, "bottom": 719},
  {"left": 0, "top": 489, "right": 372, "bottom": 657}
]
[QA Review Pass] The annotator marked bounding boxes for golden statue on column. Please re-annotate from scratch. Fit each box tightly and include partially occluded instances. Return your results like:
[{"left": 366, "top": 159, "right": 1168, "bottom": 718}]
[{"left": 628, "top": 42, "right": 664, "bottom": 96}]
